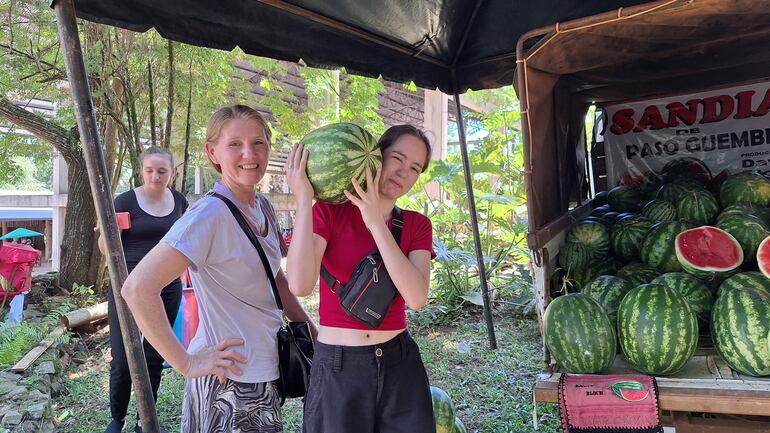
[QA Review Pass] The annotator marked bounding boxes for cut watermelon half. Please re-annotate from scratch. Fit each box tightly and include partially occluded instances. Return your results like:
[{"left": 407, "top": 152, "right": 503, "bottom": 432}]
[
  {"left": 675, "top": 226, "right": 743, "bottom": 279},
  {"left": 757, "top": 236, "right": 770, "bottom": 279}
]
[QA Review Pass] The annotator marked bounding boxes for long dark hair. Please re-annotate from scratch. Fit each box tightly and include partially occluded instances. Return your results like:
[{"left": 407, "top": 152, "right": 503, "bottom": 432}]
[{"left": 377, "top": 125, "right": 432, "bottom": 172}]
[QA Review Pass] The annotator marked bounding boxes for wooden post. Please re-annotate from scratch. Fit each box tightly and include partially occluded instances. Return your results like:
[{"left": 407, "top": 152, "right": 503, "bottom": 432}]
[
  {"left": 452, "top": 90, "right": 497, "bottom": 350},
  {"left": 44, "top": 220, "right": 52, "bottom": 261},
  {"left": 52, "top": 1, "right": 161, "bottom": 432}
]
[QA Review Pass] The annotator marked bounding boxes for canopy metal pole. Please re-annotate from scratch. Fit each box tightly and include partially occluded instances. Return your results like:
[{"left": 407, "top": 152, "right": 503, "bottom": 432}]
[
  {"left": 52, "top": 1, "right": 160, "bottom": 432},
  {"left": 452, "top": 91, "right": 498, "bottom": 350}
]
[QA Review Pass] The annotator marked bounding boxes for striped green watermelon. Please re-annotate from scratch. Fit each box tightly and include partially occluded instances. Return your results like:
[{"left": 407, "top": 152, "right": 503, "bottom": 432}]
[
  {"left": 676, "top": 188, "right": 720, "bottom": 225},
  {"left": 711, "top": 288, "right": 770, "bottom": 376},
  {"left": 717, "top": 272, "right": 770, "bottom": 298},
  {"left": 583, "top": 276, "right": 635, "bottom": 324},
  {"left": 716, "top": 214, "right": 770, "bottom": 265},
  {"left": 608, "top": 186, "right": 644, "bottom": 212},
  {"left": 563, "top": 260, "right": 616, "bottom": 292},
  {"left": 640, "top": 221, "right": 693, "bottom": 272},
  {"left": 302, "top": 123, "right": 381, "bottom": 204},
  {"left": 452, "top": 417, "right": 467, "bottom": 433},
  {"left": 720, "top": 172, "right": 770, "bottom": 208},
  {"left": 617, "top": 284, "right": 698, "bottom": 375},
  {"left": 430, "top": 386, "right": 456, "bottom": 433},
  {"left": 611, "top": 216, "right": 653, "bottom": 261},
  {"left": 662, "top": 157, "right": 712, "bottom": 184},
  {"left": 651, "top": 272, "right": 714, "bottom": 326},
  {"left": 675, "top": 226, "right": 743, "bottom": 279},
  {"left": 544, "top": 293, "right": 616, "bottom": 373},
  {"left": 656, "top": 181, "right": 697, "bottom": 203},
  {"left": 640, "top": 200, "right": 677, "bottom": 223},
  {"left": 566, "top": 221, "right": 610, "bottom": 256},
  {"left": 558, "top": 242, "right": 593, "bottom": 272},
  {"left": 583, "top": 216, "right": 612, "bottom": 228},
  {"left": 615, "top": 262, "right": 660, "bottom": 287}
]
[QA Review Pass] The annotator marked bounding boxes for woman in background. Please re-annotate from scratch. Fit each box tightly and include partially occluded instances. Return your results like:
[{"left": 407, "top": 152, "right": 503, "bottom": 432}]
[{"left": 97, "top": 146, "right": 187, "bottom": 433}]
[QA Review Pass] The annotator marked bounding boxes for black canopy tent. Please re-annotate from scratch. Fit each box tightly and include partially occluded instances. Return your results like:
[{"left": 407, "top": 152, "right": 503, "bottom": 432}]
[{"left": 51, "top": 0, "right": 652, "bottom": 431}]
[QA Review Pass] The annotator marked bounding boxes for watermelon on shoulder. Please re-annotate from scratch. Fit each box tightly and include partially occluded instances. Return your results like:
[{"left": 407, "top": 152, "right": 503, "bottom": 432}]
[{"left": 302, "top": 123, "right": 381, "bottom": 204}]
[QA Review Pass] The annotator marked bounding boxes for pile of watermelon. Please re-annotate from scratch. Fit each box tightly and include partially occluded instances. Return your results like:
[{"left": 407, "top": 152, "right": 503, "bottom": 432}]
[
  {"left": 545, "top": 157, "right": 770, "bottom": 377},
  {"left": 431, "top": 386, "right": 467, "bottom": 433}
]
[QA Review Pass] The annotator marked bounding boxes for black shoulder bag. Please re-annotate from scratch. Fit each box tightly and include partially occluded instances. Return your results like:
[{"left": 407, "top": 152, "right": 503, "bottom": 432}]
[
  {"left": 320, "top": 207, "right": 404, "bottom": 328},
  {"left": 211, "top": 192, "right": 313, "bottom": 405}
]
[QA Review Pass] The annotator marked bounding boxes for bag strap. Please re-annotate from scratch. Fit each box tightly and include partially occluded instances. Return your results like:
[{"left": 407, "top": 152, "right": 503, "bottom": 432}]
[
  {"left": 319, "top": 207, "right": 404, "bottom": 291},
  {"left": 210, "top": 192, "right": 284, "bottom": 311}
]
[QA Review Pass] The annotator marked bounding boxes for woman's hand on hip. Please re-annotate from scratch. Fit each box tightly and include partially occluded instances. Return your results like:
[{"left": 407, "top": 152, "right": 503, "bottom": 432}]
[
  {"left": 344, "top": 167, "right": 385, "bottom": 231},
  {"left": 183, "top": 339, "right": 247, "bottom": 383},
  {"left": 285, "top": 143, "right": 314, "bottom": 205}
]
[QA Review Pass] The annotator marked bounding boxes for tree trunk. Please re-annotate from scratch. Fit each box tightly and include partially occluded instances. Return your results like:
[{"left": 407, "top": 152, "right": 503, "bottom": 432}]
[
  {"left": 0, "top": 97, "right": 98, "bottom": 289},
  {"left": 181, "top": 59, "right": 193, "bottom": 193},
  {"left": 163, "top": 40, "right": 175, "bottom": 150},
  {"left": 148, "top": 59, "right": 157, "bottom": 147}
]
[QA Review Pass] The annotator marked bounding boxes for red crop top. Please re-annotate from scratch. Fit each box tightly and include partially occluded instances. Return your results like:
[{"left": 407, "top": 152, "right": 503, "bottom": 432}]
[{"left": 313, "top": 201, "right": 435, "bottom": 330}]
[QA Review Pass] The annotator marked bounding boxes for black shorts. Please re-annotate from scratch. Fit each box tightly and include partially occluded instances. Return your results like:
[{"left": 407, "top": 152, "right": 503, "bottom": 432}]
[{"left": 302, "top": 331, "right": 435, "bottom": 433}]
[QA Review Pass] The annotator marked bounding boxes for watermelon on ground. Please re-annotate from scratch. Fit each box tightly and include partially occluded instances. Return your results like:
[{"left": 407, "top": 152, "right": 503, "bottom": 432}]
[
  {"left": 544, "top": 293, "right": 616, "bottom": 373},
  {"left": 302, "top": 123, "right": 381, "bottom": 204},
  {"left": 430, "top": 386, "right": 456, "bottom": 433},
  {"left": 711, "top": 288, "right": 770, "bottom": 376},
  {"left": 720, "top": 172, "right": 770, "bottom": 208},
  {"left": 452, "top": 417, "right": 467, "bottom": 433},
  {"left": 617, "top": 284, "right": 698, "bottom": 375},
  {"left": 675, "top": 226, "right": 743, "bottom": 280}
]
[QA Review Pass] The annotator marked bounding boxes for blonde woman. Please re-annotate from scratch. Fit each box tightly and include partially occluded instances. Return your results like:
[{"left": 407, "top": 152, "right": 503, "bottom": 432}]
[{"left": 122, "top": 105, "right": 314, "bottom": 433}]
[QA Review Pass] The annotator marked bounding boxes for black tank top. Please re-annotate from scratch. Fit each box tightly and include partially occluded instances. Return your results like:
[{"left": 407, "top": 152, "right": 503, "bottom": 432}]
[{"left": 114, "top": 189, "right": 188, "bottom": 271}]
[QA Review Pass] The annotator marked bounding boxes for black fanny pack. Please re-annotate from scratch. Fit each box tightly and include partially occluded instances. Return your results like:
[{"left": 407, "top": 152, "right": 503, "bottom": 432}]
[{"left": 320, "top": 207, "right": 403, "bottom": 328}]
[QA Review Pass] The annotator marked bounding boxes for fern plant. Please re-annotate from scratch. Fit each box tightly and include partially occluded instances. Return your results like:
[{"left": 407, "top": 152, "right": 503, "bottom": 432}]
[{"left": 0, "top": 302, "right": 75, "bottom": 368}]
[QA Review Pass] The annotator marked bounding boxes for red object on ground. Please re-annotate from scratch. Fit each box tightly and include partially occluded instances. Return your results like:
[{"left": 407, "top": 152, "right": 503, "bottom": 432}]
[
  {"left": 0, "top": 242, "right": 41, "bottom": 298},
  {"left": 558, "top": 373, "right": 662, "bottom": 433}
]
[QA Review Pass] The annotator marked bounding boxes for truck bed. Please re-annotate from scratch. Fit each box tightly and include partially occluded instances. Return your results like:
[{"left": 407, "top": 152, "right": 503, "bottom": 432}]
[{"left": 533, "top": 348, "right": 770, "bottom": 416}]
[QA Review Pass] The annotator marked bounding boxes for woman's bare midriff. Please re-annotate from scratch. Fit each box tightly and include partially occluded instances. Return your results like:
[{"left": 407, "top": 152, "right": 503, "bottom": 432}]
[{"left": 317, "top": 325, "right": 406, "bottom": 346}]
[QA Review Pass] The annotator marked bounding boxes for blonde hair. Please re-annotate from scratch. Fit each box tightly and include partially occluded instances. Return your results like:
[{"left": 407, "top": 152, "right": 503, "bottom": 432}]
[
  {"left": 139, "top": 145, "right": 175, "bottom": 168},
  {"left": 205, "top": 105, "right": 272, "bottom": 173}
]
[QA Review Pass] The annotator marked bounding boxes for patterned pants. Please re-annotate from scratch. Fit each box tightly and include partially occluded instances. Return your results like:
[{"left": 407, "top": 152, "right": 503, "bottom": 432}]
[{"left": 181, "top": 376, "right": 283, "bottom": 433}]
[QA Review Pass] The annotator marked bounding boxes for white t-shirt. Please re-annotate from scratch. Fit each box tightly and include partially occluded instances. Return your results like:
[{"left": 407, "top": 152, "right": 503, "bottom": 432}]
[{"left": 162, "top": 182, "right": 284, "bottom": 383}]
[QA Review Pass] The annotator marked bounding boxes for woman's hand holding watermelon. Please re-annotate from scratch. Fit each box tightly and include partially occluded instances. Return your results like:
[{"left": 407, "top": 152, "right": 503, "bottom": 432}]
[
  {"left": 344, "top": 167, "right": 385, "bottom": 232},
  {"left": 285, "top": 142, "right": 313, "bottom": 204}
]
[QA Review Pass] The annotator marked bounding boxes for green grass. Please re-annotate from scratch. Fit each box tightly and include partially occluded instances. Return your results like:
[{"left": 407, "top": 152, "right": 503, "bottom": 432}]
[{"left": 54, "top": 301, "right": 560, "bottom": 433}]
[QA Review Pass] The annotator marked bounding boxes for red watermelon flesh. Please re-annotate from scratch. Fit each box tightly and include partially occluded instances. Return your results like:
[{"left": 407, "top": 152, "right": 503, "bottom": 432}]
[
  {"left": 619, "top": 389, "right": 649, "bottom": 402},
  {"left": 676, "top": 227, "right": 743, "bottom": 271},
  {"left": 757, "top": 236, "right": 770, "bottom": 278}
]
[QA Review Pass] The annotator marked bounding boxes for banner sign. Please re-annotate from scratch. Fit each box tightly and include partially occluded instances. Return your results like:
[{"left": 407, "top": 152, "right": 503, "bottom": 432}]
[{"left": 603, "top": 81, "right": 770, "bottom": 186}]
